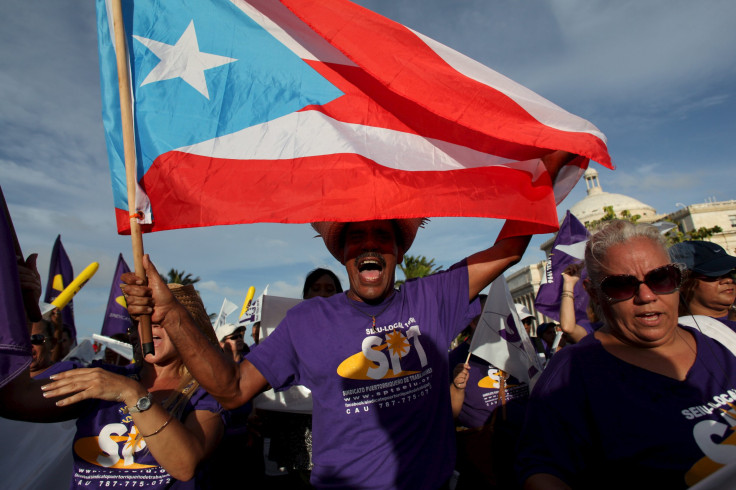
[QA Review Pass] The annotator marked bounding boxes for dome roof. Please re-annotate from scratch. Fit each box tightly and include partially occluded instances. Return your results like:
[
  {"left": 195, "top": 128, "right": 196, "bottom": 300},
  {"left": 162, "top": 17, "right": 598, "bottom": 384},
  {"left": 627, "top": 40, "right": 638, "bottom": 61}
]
[{"left": 568, "top": 168, "right": 657, "bottom": 224}]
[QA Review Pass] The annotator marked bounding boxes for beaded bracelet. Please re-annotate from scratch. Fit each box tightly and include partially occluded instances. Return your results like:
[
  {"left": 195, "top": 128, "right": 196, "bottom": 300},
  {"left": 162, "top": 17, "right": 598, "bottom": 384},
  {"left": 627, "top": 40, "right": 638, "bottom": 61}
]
[
  {"left": 560, "top": 292, "right": 574, "bottom": 299},
  {"left": 141, "top": 414, "right": 174, "bottom": 438}
]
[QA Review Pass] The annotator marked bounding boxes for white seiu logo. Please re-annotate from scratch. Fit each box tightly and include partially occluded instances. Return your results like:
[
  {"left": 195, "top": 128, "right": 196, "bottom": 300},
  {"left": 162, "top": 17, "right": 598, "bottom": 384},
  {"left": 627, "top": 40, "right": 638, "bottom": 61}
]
[
  {"left": 96, "top": 423, "right": 147, "bottom": 467},
  {"left": 361, "top": 326, "right": 428, "bottom": 380},
  {"left": 693, "top": 420, "right": 736, "bottom": 464}
]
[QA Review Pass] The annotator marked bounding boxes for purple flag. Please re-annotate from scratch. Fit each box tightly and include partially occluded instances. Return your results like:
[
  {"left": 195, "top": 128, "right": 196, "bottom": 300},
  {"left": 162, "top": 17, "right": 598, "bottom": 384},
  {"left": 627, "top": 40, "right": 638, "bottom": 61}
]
[
  {"left": 0, "top": 194, "right": 32, "bottom": 388},
  {"left": 101, "top": 253, "right": 132, "bottom": 337},
  {"left": 44, "top": 235, "right": 76, "bottom": 338},
  {"left": 535, "top": 211, "right": 590, "bottom": 323}
]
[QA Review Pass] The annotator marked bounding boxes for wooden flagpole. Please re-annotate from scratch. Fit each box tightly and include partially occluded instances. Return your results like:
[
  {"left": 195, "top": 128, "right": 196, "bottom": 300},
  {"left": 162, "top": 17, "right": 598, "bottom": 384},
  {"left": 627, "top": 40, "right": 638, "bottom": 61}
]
[{"left": 110, "top": 0, "right": 154, "bottom": 357}]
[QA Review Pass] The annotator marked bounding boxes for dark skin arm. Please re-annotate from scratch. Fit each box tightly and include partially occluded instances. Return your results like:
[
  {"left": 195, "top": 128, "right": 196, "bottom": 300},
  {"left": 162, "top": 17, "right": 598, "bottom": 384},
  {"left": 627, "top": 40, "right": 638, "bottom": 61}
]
[
  {"left": 467, "top": 151, "right": 575, "bottom": 300},
  {"left": 122, "top": 260, "right": 268, "bottom": 410},
  {"left": 450, "top": 362, "right": 469, "bottom": 418},
  {"left": 0, "top": 367, "right": 82, "bottom": 422}
]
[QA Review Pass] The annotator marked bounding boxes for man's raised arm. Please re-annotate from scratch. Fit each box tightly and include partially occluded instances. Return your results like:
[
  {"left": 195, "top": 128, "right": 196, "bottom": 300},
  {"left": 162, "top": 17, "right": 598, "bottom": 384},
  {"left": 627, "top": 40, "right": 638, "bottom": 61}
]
[
  {"left": 121, "top": 255, "right": 267, "bottom": 410},
  {"left": 466, "top": 151, "right": 576, "bottom": 300}
]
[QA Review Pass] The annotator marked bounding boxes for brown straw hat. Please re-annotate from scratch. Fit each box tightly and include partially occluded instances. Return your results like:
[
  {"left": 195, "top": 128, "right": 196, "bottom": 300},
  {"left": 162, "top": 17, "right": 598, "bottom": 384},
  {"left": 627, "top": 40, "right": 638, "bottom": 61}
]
[
  {"left": 311, "top": 218, "right": 427, "bottom": 263},
  {"left": 167, "top": 283, "right": 218, "bottom": 346}
]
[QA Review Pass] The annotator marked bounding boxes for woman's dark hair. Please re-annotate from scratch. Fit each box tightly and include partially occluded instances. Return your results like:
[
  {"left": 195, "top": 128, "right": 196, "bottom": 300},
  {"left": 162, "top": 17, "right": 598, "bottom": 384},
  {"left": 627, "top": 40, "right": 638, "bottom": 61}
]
[{"left": 302, "top": 268, "right": 343, "bottom": 299}]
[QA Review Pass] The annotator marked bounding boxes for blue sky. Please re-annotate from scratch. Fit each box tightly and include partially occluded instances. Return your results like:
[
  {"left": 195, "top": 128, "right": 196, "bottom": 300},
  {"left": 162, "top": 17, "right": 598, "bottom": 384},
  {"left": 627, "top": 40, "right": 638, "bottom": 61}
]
[{"left": 2, "top": 0, "right": 735, "bottom": 340}]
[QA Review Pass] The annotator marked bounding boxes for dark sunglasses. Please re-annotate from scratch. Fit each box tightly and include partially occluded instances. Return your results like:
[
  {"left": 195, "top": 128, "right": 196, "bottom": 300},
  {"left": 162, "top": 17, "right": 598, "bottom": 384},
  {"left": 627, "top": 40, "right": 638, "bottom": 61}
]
[
  {"left": 693, "top": 270, "right": 736, "bottom": 282},
  {"left": 599, "top": 264, "right": 682, "bottom": 302},
  {"left": 30, "top": 334, "right": 46, "bottom": 345},
  {"left": 225, "top": 332, "right": 243, "bottom": 341}
]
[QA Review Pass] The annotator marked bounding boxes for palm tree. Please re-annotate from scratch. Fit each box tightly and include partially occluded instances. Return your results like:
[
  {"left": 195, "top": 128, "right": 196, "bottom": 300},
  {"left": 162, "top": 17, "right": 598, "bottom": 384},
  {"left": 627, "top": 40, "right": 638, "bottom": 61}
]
[
  {"left": 166, "top": 268, "right": 200, "bottom": 286},
  {"left": 396, "top": 255, "right": 443, "bottom": 287}
]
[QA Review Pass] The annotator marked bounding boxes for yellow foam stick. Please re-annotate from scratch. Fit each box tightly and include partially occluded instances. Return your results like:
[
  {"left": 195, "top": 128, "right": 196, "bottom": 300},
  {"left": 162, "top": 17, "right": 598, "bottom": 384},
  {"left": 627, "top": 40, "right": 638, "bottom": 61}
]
[
  {"left": 239, "top": 286, "right": 256, "bottom": 318},
  {"left": 51, "top": 262, "right": 99, "bottom": 309}
]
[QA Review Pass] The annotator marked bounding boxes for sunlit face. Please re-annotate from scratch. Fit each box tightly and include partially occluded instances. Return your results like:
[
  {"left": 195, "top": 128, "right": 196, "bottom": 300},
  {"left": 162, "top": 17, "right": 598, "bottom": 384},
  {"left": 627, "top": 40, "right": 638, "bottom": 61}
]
[
  {"left": 305, "top": 274, "right": 339, "bottom": 299},
  {"left": 689, "top": 272, "right": 736, "bottom": 316},
  {"left": 141, "top": 322, "right": 179, "bottom": 365},
  {"left": 593, "top": 237, "right": 680, "bottom": 348},
  {"left": 342, "top": 220, "right": 402, "bottom": 304}
]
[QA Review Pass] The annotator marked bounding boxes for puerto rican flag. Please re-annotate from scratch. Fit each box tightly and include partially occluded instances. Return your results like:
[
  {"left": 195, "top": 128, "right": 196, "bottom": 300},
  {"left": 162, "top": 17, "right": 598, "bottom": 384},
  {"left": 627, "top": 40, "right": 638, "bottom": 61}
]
[{"left": 97, "top": 0, "right": 612, "bottom": 235}]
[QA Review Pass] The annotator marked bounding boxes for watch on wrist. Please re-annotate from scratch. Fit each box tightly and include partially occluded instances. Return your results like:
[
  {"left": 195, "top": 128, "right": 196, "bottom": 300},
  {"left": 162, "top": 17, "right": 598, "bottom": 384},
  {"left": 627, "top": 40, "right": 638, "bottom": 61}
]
[{"left": 124, "top": 393, "right": 153, "bottom": 414}]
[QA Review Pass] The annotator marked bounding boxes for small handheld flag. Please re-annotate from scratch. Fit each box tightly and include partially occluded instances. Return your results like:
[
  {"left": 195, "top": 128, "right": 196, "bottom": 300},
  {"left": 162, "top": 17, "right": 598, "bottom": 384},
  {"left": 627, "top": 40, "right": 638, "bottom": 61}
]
[
  {"left": 101, "top": 253, "right": 132, "bottom": 337},
  {"left": 44, "top": 235, "right": 76, "bottom": 336},
  {"left": 535, "top": 210, "right": 591, "bottom": 323},
  {"left": 240, "top": 286, "right": 256, "bottom": 318}
]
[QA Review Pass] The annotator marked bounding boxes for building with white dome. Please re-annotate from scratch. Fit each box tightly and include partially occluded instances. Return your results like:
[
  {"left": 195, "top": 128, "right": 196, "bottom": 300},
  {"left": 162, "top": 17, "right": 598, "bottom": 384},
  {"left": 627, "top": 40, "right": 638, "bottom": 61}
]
[{"left": 568, "top": 168, "right": 661, "bottom": 226}]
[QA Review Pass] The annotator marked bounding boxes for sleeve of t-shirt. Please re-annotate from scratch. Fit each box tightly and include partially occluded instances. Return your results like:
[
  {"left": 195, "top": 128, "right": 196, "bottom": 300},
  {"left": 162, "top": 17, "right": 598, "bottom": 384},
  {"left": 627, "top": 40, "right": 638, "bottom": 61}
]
[
  {"left": 245, "top": 308, "right": 302, "bottom": 391},
  {"left": 424, "top": 259, "right": 480, "bottom": 346},
  {"left": 185, "top": 386, "right": 226, "bottom": 428}
]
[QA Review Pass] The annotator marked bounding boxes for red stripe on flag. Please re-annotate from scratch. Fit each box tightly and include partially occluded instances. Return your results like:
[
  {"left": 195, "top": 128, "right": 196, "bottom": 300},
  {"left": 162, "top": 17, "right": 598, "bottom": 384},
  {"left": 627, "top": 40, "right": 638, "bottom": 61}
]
[
  {"left": 282, "top": 0, "right": 612, "bottom": 168},
  {"left": 115, "top": 151, "right": 559, "bottom": 234},
  {"left": 304, "top": 61, "right": 551, "bottom": 163}
]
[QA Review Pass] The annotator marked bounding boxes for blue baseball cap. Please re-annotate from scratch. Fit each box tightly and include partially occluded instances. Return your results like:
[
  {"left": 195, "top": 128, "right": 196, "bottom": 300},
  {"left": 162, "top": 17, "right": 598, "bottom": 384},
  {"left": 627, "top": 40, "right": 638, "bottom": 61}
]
[{"left": 669, "top": 241, "right": 736, "bottom": 277}]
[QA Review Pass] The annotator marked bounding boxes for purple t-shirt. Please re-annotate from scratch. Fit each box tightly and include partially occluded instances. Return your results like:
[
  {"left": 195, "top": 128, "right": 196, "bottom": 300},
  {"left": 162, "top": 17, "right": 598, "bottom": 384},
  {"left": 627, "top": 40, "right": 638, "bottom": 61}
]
[
  {"left": 448, "top": 342, "right": 529, "bottom": 429},
  {"left": 48, "top": 361, "right": 223, "bottom": 490},
  {"left": 517, "top": 326, "right": 736, "bottom": 489},
  {"left": 247, "top": 261, "right": 479, "bottom": 489}
]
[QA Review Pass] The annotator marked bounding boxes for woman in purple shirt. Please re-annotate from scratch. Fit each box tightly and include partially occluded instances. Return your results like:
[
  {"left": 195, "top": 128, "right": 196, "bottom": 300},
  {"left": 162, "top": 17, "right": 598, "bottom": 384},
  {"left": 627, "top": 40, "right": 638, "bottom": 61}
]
[
  {"left": 0, "top": 284, "right": 224, "bottom": 490},
  {"left": 518, "top": 220, "right": 736, "bottom": 489}
]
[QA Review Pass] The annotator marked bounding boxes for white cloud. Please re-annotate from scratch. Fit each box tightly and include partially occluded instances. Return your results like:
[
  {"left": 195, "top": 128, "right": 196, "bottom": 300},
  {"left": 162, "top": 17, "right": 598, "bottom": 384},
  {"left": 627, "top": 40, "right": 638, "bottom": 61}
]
[
  {"left": 268, "top": 280, "right": 303, "bottom": 300},
  {"left": 196, "top": 280, "right": 244, "bottom": 299}
]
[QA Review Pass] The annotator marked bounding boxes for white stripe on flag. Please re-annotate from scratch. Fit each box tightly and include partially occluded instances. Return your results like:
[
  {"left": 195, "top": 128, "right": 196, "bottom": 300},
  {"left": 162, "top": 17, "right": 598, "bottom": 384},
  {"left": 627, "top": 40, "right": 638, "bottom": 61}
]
[{"left": 182, "top": 110, "right": 524, "bottom": 171}]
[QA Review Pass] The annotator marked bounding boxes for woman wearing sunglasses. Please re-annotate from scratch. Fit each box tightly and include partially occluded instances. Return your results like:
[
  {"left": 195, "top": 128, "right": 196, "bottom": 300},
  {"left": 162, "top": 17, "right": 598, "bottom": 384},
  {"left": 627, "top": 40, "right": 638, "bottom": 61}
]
[
  {"left": 670, "top": 240, "right": 736, "bottom": 330},
  {"left": 0, "top": 283, "right": 225, "bottom": 490},
  {"left": 517, "top": 220, "right": 736, "bottom": 490}
]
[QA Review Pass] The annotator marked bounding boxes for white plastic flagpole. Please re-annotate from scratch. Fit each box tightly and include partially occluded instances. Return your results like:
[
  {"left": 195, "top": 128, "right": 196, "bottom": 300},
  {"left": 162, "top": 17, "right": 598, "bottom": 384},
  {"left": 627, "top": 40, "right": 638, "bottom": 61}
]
[{"left": 110, "top": 0, "right": 154, "bottom": 358}]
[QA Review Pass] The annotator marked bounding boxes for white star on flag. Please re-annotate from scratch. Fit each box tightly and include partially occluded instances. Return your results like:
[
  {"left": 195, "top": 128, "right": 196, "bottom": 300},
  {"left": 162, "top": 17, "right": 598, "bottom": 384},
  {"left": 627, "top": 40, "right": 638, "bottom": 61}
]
[{"left": 133, "top": 20, "right": 236, "bottom": 99}]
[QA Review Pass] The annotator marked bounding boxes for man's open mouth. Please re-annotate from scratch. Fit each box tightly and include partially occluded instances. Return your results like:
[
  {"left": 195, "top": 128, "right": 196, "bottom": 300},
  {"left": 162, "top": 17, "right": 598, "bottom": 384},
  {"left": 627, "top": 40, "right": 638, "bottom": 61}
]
[{"left": 355, "top": 252, "right": 386, "bottom": 282}]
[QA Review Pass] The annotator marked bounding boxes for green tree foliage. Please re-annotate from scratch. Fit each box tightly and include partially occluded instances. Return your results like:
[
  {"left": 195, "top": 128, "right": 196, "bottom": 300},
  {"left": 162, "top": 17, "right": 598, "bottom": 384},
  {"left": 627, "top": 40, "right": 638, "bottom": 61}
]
[
  {"left": 586, "top": 205, "right": 641, "bottom": 230},
  {"left": 396, "top": 255, "right": 443, "bottom": 287},
  {"left": 584, "top": 206, "right": 723, "bottom": 246},
  {"left": 664, "top": 224, "right": 723, "bottom": 245},
  {"left": 166, "top": 268, "right": 200, "bottom": 286}
]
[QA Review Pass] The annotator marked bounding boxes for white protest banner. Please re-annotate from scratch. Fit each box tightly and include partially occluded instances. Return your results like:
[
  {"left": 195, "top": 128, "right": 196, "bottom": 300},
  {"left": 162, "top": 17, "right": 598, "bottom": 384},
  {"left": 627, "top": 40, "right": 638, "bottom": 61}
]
[
  {"left": 251, "top": 295, "right": 312, "bottom": 413},
  {"left": 469, "top": 276, "right": 544, "bottom": 389}
]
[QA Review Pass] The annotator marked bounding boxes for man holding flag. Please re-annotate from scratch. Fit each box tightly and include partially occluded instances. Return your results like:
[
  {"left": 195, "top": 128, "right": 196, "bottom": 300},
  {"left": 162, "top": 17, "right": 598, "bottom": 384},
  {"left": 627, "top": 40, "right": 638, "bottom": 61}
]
[
  {"left": 122, "top": 153, "right": 572, "bottom": 489},
  {"left": 104, "top": 0, "right": 611, "bottom": 486}
]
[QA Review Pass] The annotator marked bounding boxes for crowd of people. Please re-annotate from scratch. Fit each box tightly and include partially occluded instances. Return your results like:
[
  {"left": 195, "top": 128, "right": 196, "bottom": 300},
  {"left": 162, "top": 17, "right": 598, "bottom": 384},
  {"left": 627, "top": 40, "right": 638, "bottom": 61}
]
[{"left": 4, "top": 172, "right": 736, "bottom": 488}]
